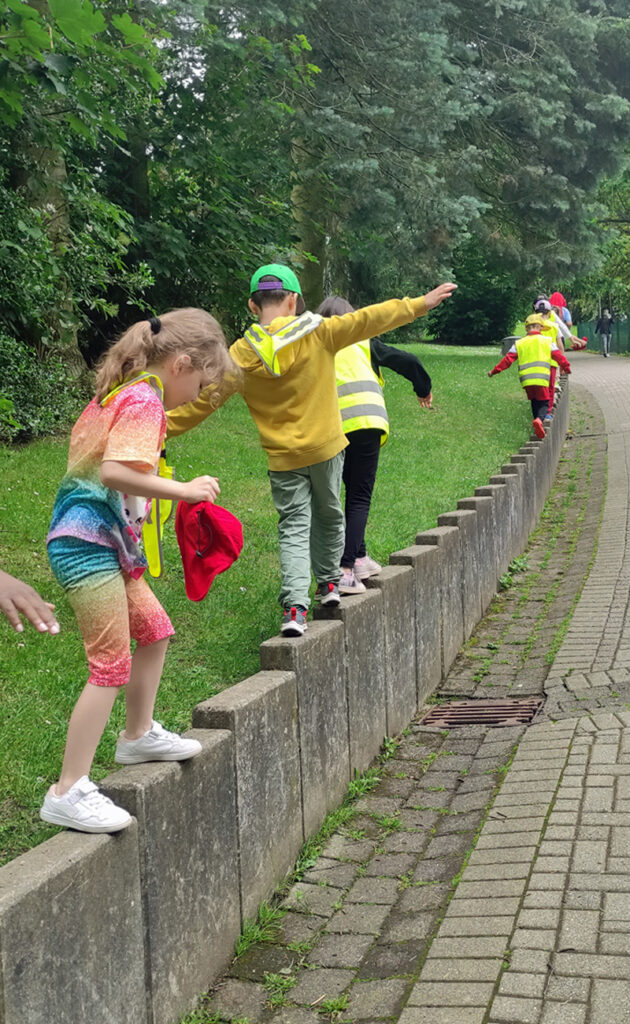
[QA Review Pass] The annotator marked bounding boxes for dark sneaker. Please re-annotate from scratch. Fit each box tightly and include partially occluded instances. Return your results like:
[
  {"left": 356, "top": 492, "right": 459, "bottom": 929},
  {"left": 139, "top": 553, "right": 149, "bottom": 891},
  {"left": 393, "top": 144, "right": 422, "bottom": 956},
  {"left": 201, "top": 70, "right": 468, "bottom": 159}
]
[
  {"left": 315, "top": 582, "right": 341, "bottom": 606},
  {"left": 281, "top": 606, "right": 308, "bottom": 637},
  {"left": 533, "top": 418, "right": 546, "bottom": 439}
]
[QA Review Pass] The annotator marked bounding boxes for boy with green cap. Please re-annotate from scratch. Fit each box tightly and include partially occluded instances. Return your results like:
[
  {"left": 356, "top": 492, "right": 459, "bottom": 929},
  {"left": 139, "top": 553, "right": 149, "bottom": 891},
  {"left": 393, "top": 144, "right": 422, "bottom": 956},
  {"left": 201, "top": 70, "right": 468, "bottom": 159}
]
[{"left": 167, "top": 264, "right": 455, "bottom": 636}]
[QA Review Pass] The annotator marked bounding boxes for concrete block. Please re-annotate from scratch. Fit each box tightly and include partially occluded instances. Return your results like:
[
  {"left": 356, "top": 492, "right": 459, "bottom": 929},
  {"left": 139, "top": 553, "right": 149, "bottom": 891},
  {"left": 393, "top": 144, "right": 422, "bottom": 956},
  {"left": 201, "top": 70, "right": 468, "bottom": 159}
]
[
  {"left": 314, "top": 589, "right": 387, "bottom": 775},
  {"left": 389, "top": 544, "right": 441, "bottom": 704},
  {"left": 475, "top": 482, "right": 510, "bottom": 581},
  {"left": 364, "top": 564, "right": 418, "bottom": 735},
  {"left": 511, "top": 452, "right": 538, "bottom": 537},
  {"left": 260, "top": 620, "right": 350, "bottom": 836},
  {"left": 437, "top": 508, "right": 481, "bottom": 640},
  {"left": 458, "top": 495, "right": 497, "bottom": 612},
  {"left": 103, "top": 730, "right": 241, "bottom": 1024},
  {"left": 416, "top": 526, "right": 464, "bottom": 677},
  {"left": 0, "top": 825, "right": 147, "bottom": 1024},
  {"left": 193, "top": 671, "right": 303, "bottom": 921},
  {"left": 490, "top": 465, "right": 525, "bottom": 558}
]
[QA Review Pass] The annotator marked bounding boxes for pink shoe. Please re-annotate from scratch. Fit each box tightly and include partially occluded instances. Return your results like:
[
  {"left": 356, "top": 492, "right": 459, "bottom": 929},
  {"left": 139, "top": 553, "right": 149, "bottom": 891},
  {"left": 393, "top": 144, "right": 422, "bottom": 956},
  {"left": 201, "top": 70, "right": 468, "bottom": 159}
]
[
  {"left": 339, "top": 568, "right": 366, "bottom": 594},
  {"left": 354, "top": 555, "right": 382, "bottom": 580}
]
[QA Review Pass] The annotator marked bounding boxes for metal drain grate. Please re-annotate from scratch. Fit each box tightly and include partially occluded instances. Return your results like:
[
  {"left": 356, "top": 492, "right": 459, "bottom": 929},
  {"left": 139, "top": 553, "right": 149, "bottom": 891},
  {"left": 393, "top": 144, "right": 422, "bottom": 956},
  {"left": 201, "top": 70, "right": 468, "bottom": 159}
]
[{"left": 421, "top": 697, "right": 543, "bottom": 729}]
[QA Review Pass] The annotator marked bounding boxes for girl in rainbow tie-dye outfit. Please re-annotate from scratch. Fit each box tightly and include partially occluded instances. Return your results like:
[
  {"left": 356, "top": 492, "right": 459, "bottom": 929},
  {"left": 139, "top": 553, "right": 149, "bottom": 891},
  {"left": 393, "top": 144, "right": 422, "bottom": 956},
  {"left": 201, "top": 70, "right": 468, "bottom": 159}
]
[{"left": 41, "top": 309, "right": 236, "bottom": 833}]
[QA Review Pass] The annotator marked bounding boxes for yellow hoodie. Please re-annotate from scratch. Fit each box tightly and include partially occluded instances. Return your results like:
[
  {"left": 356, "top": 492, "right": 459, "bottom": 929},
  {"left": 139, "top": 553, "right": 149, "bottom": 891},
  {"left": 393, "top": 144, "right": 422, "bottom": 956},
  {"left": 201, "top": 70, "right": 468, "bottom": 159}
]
[{"left": 167, "top": 295, "right": 427, "bottom": 471}]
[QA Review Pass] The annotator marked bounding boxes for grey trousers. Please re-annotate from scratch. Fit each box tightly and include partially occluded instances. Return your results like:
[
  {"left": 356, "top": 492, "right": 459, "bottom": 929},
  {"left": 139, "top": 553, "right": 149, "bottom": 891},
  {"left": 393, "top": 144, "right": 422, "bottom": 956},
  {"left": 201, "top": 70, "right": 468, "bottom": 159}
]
[{"left": 268, "top": 452, "right": 344, "bottom": 609}]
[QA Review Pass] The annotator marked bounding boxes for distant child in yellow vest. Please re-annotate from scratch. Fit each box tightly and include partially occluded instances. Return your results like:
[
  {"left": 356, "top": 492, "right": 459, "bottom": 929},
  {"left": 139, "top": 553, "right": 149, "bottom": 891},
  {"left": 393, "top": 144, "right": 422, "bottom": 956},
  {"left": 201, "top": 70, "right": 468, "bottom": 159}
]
[
  {"left": 168, "top": 264, "right": 455, "bottom": 636},
  {"left": 318, "top": 296, "right": 433, "bottom": 596},
  {"left": 488, "top": 313, "right": 571, "bottom": 439}
]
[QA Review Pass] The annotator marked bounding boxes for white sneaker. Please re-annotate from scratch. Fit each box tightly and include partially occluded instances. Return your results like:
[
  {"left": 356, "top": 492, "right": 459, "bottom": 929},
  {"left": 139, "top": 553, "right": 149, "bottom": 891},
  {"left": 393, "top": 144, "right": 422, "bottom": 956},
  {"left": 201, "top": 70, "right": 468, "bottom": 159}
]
[
  {"left": 115, "top": 720, "right": 202, "bottom": 764},
  {"left": 40, "top": 776, "right": 131, "bottom": 833},
  {"left": 338, "top": 568, "right": 367, "bottom": 594},
  {"left": 354, "top": 555, "right": 382, "bottom": 579}
]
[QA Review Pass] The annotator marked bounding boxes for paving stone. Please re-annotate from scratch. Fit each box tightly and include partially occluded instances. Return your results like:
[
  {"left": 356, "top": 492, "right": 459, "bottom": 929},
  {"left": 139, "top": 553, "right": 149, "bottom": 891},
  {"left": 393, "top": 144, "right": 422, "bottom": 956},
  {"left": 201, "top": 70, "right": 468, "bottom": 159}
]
[
  {"left": 302, "top": 859, "right": 360, "bottom": 889},
  {"left": 517, "top": 909, "right": 561, "bottom": 930},
  {"left": 398, "top": 808, "right": 442, "bottom": 829},
  {"left": 540, "top": 1003, "right": 586, "bottom": 1024},
  {"left": 449, "top": 897, "right": 521, "bottom": 918},
  {"left": 424, "top": 833, "right": 473, "bottom": 859},
  {"left": 553, "top": 952, "right": 630, "bottom": 979},
  {"left": 398, "top": 1009, "right": 486, "bottom": 1024},
  {"left": 283, "top": 883, "right": 345, "bottom": 917},
  {"left": 464, "top": 862, "right": 531, "bottom": 881},
  {"left": 308, "top": 933, "right": 374, "bottom": 969},
  {"left": 208, "top": 978, "right": 268, "bottom": 1023},
  {"left": 398, "top": 882, "right": 450, "bottom": 912},
  {"left": 598, "top": 933, "right": 630, "bottom": 954},
  {"left": 290, "top": 967, "right": 353, "bottom": 1006},
  {"left": 357, "top": 940, "right": 425, "bottom": 979},
  {"left": 522, "top": 891, "right": 563, "bottom": 910},
  {"left": 277, "top": 912, "right": 325, "bottom": 946},
  {"left": 427, "top": 936, "right": 509, "bottom": 959},
  {"left": 544, "top": 976, "right": 590, "bottom": 1002},
  {"left": 326, "top": 902, "right": 391, "bottom": 935},
  {"left": 558, "top": 909, "right": 599, "bottom": 952},
  {"left": 591, "top": 978, "right": 630, "bottom": 1024},
  {"left": 364, "top": 853, "right": 417, "bottom": 877},
  {"left": 269, "top": 1010, "right": 321, "bottom": 1024},
  {"left": 346, "top": 978, "right": 408, "bottom": 1019},
  {"left": 420, "top": 958, "right": 502, "bottom": 982},
  {"left": 498, "top": 972, "right": 546, "bottom": 998},
  {"left": 435, "top": 810, "right": 485, "bottom": 835},
  {"left": 380, "top": 911, "right": 437, "bottom": 943},
  {"left": 408, "top": 981, "right": 496, "bottom": 1006},
  {"left": 321, "top": 836, "right": 376, "bottom": 862},
  {"left": 509, "top": 949, "right": 553, "bottom": 974},
  {"left": 604, "top": 892, "right": 630, "bottom": 921},
  {"left": 414, "top": 854, "right": 462, "bottom": 883},
  {"left": 562, "top": 889, "right": 601, "bottom": 910},
  {"left": 453, "top": 879, "right": 527, "bottom": 899},
  {"left": 512, "top": 928, "right": 557, "bottom": 950},
  {"left": 382, "top": 830, "right": 432, "bottom": 854},
  {"left": 229, "top": 944, "right": 300, "bottom": 982},
  {"left": 439, "top": 915, "right": 513, "bottom": 938},
  {"left": 468, "top": 846, "right": 537, "bottom": 866},
  {"left": 345, "top": 876, "right": 400, "bottom": 905},
  {"left": 490, "top": 995, "right": 542, "bottom": 1023}
]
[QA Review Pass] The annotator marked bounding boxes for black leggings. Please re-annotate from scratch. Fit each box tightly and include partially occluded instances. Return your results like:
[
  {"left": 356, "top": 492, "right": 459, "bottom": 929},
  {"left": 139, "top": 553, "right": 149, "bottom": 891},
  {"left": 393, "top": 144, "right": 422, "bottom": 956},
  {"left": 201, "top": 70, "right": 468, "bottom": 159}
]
[
  {"left": 341, "top": 428, "right": 382, "bottom": 568},
  {"left": 530, "top": 398, "right": 548, "bottom": 422}
]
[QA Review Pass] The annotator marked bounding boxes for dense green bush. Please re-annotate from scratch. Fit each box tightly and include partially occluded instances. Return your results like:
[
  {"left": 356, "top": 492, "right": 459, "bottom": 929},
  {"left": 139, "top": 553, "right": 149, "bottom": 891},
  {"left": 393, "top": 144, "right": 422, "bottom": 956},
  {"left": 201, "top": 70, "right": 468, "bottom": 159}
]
[{"left": 0, "top": 334, "right": 90, "bottom": 443}]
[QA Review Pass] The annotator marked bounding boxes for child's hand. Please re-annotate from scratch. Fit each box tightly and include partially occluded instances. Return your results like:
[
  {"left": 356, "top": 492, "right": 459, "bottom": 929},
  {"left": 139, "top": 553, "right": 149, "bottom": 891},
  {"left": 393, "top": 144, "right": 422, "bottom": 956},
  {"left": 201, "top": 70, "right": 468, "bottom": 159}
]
[
  {"left": 181, "top": 476, "right": 221, "bottom": 504},
  {"left": 487, "top": 371, "right": 493, "bottom": 377},
  {"left": 418, "top": 392, "right": 433, "bottom": 409},
  {"left": 0, "top": 570, "right": 59, "bottom": 634},
  {"left": 424, "top": 282, "right": 457, "bottom": 310}
]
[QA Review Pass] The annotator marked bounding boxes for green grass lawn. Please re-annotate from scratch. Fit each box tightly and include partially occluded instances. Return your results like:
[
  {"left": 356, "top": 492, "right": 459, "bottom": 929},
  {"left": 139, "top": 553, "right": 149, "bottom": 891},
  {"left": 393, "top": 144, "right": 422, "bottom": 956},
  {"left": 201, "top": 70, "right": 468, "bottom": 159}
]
[{"left": 0, "top": 343, "right": 528, "bottom": 864}]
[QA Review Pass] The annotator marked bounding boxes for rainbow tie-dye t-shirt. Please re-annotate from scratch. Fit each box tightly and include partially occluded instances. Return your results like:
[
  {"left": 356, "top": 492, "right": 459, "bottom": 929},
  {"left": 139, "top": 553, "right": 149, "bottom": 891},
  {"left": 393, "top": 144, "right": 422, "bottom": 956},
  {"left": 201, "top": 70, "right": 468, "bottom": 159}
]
[{"left": 47, "top": 379, "right": 167, "bottom": 578}]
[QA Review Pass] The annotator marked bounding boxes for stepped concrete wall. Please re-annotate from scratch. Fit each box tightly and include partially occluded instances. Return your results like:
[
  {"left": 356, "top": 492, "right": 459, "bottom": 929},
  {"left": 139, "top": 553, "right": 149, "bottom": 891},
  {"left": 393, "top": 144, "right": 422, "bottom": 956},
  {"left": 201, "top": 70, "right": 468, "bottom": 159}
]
[{"left": 0, "top": 384, "right": 569, "bottom": 1024}]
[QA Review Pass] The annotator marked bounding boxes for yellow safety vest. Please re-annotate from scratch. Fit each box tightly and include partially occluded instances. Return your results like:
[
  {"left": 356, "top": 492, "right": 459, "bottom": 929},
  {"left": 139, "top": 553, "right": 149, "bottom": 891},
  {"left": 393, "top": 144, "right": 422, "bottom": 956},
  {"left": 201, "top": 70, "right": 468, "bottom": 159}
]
[
  {"left": 243, "top": 312, "right": 322, "bottom": 376},
  {"left": 515, "top": 335, "right": 553, "bottom": 389},
  {"left": 335, "top": 340, "right": 389, "bottom": 444}
]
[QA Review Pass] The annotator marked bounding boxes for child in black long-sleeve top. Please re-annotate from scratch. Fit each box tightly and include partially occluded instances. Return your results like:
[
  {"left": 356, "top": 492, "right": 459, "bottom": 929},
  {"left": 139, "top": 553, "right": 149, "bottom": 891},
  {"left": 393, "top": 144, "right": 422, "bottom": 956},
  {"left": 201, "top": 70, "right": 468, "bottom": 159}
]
[{"left": 317, "top": 295, "right": 433, "bottom": 594}]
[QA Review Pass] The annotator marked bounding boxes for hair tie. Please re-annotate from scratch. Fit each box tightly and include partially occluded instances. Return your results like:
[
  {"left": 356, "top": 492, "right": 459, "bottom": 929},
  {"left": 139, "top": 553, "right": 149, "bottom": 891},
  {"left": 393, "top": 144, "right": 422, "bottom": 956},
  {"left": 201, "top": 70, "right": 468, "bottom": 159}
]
[{"left": 149, "top": 316, "right": 162, "bottom": 334}]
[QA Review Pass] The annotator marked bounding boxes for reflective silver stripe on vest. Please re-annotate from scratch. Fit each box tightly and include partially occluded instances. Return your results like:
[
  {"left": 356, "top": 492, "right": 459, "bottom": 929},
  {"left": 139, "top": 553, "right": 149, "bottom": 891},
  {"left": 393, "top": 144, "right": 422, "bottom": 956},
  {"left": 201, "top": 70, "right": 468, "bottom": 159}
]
[
  {"left": 519, "top": 372, "right": 550, "bottom": 384},
  {"left": 341, "top": 404, "right": 389, "bottom": 423},
  {"left": 269, "top": 311, "right": 322, "bottom": 343},
  {"left": 518, "top": 361, "right": 551, "bottom": 371},
  {"left": 337, "top": 380, "right": 383, "bottom": 398}
]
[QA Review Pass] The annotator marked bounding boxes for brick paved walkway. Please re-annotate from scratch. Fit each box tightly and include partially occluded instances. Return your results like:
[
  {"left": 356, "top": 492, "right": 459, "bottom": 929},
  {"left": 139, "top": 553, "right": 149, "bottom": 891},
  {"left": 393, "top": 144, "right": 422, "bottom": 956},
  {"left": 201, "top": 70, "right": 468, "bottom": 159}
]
[{"left": 204, "top": 355, "right": 630, "bottom": 1024}]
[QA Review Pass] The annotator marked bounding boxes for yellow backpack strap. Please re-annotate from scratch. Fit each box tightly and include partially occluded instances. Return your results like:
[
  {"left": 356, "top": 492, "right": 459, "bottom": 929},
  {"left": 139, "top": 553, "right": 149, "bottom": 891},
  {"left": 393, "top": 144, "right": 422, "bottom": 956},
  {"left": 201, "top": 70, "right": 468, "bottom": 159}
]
[
  {"left": 100, "top": 373, "right": 164, "bottom": 407},
  {"left": 143, "top": 450, "right": 174, "bottom": 579}
]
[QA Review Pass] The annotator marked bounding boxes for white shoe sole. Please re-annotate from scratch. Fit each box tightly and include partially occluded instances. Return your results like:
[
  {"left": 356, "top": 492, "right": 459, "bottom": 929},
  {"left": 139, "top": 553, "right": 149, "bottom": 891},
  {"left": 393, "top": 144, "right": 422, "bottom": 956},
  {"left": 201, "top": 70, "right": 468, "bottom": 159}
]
[
  {"left": 281, "top": 623, "right": 307, "bottom": 637},
  {"left": 115, "top": 745, "right": 201, "bottom": 765},
  {"left": 339, "top": 583, "right": 366, "bottom": 594},
  {"left": 39, "top": 807, "right": 131, "bottom": 833}
]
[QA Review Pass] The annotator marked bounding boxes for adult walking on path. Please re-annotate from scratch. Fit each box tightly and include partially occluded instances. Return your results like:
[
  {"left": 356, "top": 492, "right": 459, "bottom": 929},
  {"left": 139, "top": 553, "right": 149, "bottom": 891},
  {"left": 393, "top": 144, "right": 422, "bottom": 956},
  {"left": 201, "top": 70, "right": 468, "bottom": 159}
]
[
  {"left": 595, "top": 308, "right": 614, "bottom": 357},
  {"left": 207, "top": 354, "right": 630, "bottom": 1024}
]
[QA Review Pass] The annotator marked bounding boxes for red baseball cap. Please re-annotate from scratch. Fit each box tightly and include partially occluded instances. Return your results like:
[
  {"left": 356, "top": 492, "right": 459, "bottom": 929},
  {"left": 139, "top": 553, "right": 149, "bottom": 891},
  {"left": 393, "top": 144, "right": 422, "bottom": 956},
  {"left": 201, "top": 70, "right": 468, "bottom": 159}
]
[
  {"left": 549, "top": 291, "right": 566, "bottom": 308},
  {"left": 175, "top": 501, "right": 244, "bottom": 601}
]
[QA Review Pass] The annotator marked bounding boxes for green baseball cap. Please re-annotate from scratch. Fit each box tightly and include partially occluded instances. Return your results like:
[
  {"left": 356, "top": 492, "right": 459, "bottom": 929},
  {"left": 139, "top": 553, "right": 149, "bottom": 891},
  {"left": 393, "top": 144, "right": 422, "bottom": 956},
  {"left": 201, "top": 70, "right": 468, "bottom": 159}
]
[{"left": 249, "top": 263, "right": 305, "bottom": 313}]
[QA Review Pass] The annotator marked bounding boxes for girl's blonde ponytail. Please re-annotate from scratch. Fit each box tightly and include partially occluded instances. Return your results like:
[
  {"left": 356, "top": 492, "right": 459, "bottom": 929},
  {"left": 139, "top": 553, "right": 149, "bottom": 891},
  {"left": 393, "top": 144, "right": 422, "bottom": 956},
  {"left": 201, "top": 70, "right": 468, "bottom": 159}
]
[{"left": 95, "top": 309, "right": 237, "bottom": 403}]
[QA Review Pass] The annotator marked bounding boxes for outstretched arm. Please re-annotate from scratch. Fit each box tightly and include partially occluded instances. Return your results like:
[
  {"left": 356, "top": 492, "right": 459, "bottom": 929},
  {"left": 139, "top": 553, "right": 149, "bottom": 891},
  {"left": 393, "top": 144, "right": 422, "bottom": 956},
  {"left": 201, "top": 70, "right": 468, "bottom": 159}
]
[
  {"left": 100, "top": 461, "right": 221, "bottom": 505},
  {"left": 488, "top": 349, "right": 517, "bottom": 376},
  {"left": 321, "top": 283, "right": 457, "bottom": 355},
  {"left": 370, "top": 337, "right": 432, "bottom": 397},
  {"left": 166, "top": 375, "right": 239, "bottom": 439}
]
